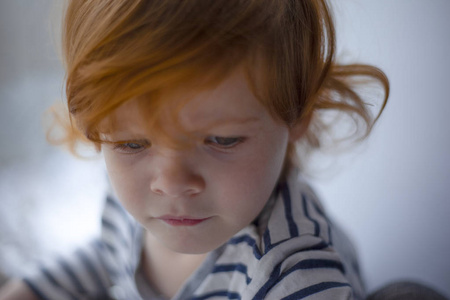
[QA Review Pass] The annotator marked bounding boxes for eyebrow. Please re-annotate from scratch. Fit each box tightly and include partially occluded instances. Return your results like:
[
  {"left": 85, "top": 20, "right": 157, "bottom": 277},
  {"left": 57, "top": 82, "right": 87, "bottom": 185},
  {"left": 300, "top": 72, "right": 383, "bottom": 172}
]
[
  {"left": 101, "top": 138, "right": 150, "bottom": 145},
  {"left": 100, "top": 117, "right": 261, "bottom": 141},
  {"left": 200, "top": 117, "right": 261, "bottom": 128}
]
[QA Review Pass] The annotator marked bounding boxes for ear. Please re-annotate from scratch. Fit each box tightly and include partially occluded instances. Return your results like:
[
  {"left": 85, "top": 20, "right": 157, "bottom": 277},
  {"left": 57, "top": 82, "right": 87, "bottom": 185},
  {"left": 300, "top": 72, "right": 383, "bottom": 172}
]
[{"left": 289, "top": 113, "right": 313, "bottom": 142}]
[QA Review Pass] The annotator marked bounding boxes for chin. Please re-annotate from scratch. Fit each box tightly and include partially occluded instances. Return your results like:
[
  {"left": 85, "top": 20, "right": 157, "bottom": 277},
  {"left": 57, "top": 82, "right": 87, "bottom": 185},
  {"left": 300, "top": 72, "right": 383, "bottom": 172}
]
[
  {"left": 158, "top": 232, "right": 227, "bottom": 255},
  {"left": 166, "top": 239, "right": 222, "bottom": 255},
  {"left": 145, "top": 220, "right": 231, "bottom": 255}
]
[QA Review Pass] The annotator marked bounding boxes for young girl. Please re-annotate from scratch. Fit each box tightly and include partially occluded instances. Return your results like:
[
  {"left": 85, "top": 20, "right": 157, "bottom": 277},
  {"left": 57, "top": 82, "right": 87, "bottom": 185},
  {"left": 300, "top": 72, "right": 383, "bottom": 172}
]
[{"left": 0, "top": 0, "right": 389, "bottom": 299}]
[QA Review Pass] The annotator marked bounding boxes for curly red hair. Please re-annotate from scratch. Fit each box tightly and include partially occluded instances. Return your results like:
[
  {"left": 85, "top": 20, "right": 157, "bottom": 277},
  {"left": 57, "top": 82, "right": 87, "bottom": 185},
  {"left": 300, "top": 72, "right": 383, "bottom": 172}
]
[{"left": 53, "top": 0, "right": 389, "bottom": 171}]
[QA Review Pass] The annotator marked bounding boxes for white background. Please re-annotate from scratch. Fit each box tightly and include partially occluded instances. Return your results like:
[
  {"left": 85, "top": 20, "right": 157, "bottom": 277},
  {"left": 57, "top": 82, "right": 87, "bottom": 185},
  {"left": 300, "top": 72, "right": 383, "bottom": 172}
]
[
  {"left": 314, "top": 0, "right": 450, "bottom": 296},
  {"left": 0, "top": 0, "right": 449, "bottom": 297}
]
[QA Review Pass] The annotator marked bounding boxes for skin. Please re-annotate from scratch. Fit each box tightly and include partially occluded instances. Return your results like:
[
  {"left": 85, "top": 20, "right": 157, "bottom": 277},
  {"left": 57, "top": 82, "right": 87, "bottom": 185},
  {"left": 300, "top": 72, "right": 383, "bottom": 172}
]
[
  {"left": 0, "top": 280, "right": 38, "bottom": 300},
  {"left": 101, "top": 65, "right": 305, "bottom": 297}
]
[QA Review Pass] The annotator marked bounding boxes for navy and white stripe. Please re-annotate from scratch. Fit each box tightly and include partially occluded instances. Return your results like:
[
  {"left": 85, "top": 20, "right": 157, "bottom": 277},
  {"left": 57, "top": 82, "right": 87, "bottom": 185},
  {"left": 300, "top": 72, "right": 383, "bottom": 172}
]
[{"left": 24, "top": 169, "right": 364, "bottom": 299}]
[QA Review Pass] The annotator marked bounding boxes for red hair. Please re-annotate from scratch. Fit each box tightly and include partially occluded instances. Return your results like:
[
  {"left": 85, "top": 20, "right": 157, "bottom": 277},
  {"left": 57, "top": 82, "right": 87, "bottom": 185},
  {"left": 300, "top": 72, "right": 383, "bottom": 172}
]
[{"left": 53, "top": 0, "right": 389, "bottom": 170}]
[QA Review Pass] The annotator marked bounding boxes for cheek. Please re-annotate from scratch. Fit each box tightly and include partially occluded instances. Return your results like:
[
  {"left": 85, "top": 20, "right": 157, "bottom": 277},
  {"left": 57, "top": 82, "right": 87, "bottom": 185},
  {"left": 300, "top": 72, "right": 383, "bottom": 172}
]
[
  {"left": 244, "top": 132, "right": 288, "bottom": 188},
  {"left": 213, "top": 132, "right": 289, "bottom": 217},
  {"left": 103, "top": 151, "right": 148, "bottom": 211}
]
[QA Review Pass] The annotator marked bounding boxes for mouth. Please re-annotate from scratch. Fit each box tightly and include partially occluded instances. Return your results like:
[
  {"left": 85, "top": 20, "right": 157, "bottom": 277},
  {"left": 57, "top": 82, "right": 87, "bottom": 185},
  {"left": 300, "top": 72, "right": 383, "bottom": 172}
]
[{"left": 157, "top": 215, "right": 211, "bottom": 227}]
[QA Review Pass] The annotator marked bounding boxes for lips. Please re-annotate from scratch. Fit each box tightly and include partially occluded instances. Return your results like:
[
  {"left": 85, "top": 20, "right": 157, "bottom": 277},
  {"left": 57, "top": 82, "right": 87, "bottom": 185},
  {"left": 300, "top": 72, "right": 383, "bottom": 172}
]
[{"left": 158, "top": 215, "right": 211, "bottom": 226}]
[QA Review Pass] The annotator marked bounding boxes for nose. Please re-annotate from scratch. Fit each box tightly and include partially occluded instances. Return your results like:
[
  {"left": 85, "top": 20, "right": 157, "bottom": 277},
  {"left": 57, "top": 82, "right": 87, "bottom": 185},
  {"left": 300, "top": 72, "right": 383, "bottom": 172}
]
[{"left": 150, "top": 156, "right": 205, "bottom": 198}]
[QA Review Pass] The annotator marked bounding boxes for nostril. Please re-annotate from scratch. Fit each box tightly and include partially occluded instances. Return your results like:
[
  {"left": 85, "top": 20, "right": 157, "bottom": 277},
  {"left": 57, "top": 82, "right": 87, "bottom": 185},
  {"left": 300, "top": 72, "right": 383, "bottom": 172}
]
[
  {"left": 186, "top": 187, "right": 201, "bottom": 197},
  {"left": 150, "top": 185, "right": 202, "bottom": 197},
  {"left": 151, "top": 187, "right": 164, "bottom": 195},
  {"left": 150, "top": 168, "right": 205, "bottom": 198},
  {"left": 150, "top": 182, "right": 165, "bottom": 196}
]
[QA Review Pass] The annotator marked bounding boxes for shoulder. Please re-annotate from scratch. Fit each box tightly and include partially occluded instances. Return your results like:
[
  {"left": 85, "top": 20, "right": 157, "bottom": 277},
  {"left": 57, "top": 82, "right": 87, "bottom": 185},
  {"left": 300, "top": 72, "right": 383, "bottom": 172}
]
[
  {"left": 259, "top": 172, "right": 332, "bottom": 254},
  {"left": 98, "top": 194, "right": 144, "bottom": 297},
  {"left": 244, "top": 172, "right": 364, "bottom": 299}
]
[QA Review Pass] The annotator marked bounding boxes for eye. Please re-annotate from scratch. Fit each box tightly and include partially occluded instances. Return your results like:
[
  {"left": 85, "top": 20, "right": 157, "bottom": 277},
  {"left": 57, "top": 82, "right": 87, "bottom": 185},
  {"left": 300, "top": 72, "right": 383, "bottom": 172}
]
[
  {"left": 112, "top": 140, "right": 150, "bottom": 154},
  {"left": 205, "top": 136, "right": 245, "bottom": 149}
]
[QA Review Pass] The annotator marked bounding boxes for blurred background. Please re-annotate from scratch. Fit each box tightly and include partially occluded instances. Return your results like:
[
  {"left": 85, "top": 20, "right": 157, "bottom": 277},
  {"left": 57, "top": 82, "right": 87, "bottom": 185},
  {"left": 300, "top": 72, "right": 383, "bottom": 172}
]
[{"left": 0, "top": 0, "right": 449, "bottom": 297}]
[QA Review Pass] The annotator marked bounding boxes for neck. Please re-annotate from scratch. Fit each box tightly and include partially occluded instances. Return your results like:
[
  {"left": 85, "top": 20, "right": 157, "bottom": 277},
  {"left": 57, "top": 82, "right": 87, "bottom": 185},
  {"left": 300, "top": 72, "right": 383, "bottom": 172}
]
[{"left": 141, "top": 231, "right": 208, "bottom": 298}]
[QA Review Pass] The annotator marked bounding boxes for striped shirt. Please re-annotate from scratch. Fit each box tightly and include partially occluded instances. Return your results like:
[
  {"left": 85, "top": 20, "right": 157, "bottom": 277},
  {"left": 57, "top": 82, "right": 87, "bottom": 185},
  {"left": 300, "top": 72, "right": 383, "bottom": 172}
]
[{"left": 24, "top": 170, "right": 365, "bottom": 299}]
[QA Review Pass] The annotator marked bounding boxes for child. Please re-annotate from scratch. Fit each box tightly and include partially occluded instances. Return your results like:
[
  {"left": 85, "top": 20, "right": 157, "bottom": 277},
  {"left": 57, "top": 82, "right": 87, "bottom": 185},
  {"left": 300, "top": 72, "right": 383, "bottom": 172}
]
[{"left": 0, "top": 0, "right": 388, "bottom": 299}]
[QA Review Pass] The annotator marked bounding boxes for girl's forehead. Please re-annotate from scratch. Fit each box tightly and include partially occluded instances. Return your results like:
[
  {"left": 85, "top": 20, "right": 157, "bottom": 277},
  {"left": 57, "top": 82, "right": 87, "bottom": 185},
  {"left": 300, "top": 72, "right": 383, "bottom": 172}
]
[{"left": 103, "top": 65, "right": 269, "bottom": 135}]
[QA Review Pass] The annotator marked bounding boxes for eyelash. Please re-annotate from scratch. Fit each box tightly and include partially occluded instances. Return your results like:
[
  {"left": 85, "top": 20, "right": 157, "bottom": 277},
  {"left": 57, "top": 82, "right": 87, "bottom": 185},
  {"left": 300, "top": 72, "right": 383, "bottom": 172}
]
[
  {"left": 205, "top": 136, "right": 245, "bottom": 149},
  {"left": 112, "top": 141, "right": 150, "bottom": 154},
  {"left": 111, "top": 136, "right": 245, "bottom": 154}
]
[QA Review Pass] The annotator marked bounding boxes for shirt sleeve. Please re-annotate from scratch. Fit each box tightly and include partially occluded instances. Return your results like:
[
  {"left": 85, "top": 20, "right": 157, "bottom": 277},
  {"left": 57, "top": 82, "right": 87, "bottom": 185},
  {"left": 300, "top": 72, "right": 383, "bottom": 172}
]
[
  {"left": 23, "top": 239, "right": 113, "bottom": 300},
  {"left": 22, "top": 195, "right": 142, "bottom": 300}
]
